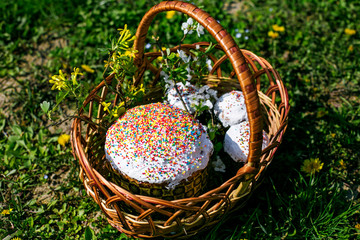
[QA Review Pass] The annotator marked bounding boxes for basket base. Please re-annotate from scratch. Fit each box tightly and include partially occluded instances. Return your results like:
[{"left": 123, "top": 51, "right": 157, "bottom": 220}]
[{"left": 110, "top": 167, "right": 208, "bottom": 200}]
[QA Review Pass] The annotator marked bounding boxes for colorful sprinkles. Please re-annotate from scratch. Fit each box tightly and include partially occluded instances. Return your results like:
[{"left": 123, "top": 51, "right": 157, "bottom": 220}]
[{"left": 105, "top": 102, "right": 212, "bottom": 185}]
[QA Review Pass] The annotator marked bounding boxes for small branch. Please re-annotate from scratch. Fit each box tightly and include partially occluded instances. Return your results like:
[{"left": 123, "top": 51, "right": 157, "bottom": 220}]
[
  {"left": 172, "top": 79, "right": 190, "bottom": 114},
  {"left": 46, "top": 114, "right": 109, "bottom": 132}
]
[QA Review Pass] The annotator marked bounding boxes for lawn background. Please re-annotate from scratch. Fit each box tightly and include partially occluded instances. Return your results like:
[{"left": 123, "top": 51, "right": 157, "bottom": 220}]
[{"left": 1, "top": 0, "right": 359, "bottom": 239}]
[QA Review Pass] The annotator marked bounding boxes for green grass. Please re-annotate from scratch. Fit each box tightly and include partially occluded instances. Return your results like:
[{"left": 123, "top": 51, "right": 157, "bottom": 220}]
[{"left": 1, "top": 0, "right": 360, "bottom": 239}]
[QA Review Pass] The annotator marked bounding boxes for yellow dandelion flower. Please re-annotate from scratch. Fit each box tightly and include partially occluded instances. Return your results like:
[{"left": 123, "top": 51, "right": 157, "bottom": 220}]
[
  {"left": 123, "top": 48, "right": 138, "bottom": 58},
  {"left": 11, "top": 237, "right": 21, "bottom": 240},
  {"left": 158, "top": 47, "right": 166, "bottom": 52},
  {"left": 1, "top": 208, "right": 13, "bottom": 215},
  {"left": 157, "top": 47, "right": 167, "bottom": 61},
  {"left": 111, "top": 102, "right": 125, "bottom": 118},
  {"left": 355, "top": 223, "right": 360, "bottom": 230},
  {"left": 348, "top": 45, "right": 354, "bottom": 52},
  {"left": 101, "top": 102, "right": 111, "bottom": 113},
  {"left": 117, "top": 24, "right": 136, "bottom": 50},
  {"left": 111, "top": 109, "right": 119, "bottom": 118},
  {"left": 58, "top": 134, "right": 70, "bottom": 147},
  {"left": 49, "top": 70, "right": 68, "bottom": 91},
  {"left": 339, "top": 159, "right": 346, "bottom": 169},
  {"left": 81, "top": 64, "right": 95, "bottom": 73},
  {"left": 272, "top": 24, "right": 285, "bottom": 32},
  {"left": 71, "top": 67, "right": 83, "bottom": 85},
  {"left": 330, "top": 133, "right": 336, "bottom": 138},
  {"left": 344, "top": 28, "right": 356, "bottom": 36},
  {"left": 268, "top": 31, "right": 279, "bottom": 39},
  {"left": 166, "top": 11, "right": 176, "bottom": 19},
  {"left": 301, "top": 158, "right": 324, "bottom": 175}
]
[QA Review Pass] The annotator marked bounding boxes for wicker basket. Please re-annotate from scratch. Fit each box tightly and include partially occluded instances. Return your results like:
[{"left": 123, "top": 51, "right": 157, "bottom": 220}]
[{"left": 71, "top": 1, "right": 290, "bottom": 239}]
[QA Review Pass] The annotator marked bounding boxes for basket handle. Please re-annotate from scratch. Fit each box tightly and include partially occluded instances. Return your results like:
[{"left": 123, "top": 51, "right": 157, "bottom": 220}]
[{"left": 133, "top": 1, "right": 263, "bottom": 166}]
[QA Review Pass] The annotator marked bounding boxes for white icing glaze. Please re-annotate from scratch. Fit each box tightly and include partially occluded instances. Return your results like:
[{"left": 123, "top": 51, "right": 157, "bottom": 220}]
[
  {"left": 105, "top": 102, "right": 213, "bottom": 189},
  {"left": 224, "top": 121, "right": 269, "bottom": 163},
  {"left": 214, "top": 90, "right": 248, "bottom": 127}
]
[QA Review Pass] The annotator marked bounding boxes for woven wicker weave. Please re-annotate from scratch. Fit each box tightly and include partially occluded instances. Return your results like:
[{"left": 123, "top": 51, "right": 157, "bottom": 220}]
[{"left": 71, "top": 1, "right": 290, "bottom": 239}]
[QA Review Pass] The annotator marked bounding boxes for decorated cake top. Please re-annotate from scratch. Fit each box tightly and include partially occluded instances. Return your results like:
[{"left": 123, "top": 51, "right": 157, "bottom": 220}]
[
  {"left": 214, "top": 90, "right": 248, "bottom": 127},
  {"left": 105, "top": 102, "right": 213, "bottom": 189}
]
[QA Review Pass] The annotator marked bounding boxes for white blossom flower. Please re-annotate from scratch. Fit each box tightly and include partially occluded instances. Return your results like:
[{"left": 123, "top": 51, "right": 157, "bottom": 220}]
[
  {"left": 235, "top": 32, "right": 242, "bottom": 38},
  {"left": 160, "top": 71, "right": 173, "bottom": 88},
  {"left": 166, "top": 82, "right": 218, "bottom": 114},
  {"left": 187, "top": 18, "right": 193, "bottom": 25},
  {"left": 196, "top": 44, "right": 200, "bottom": 50},
  {"left": 196, "top": 23, "right": 205, "bottom": 37},
  {"left": 185, "top": 81, "right": 192, "bottom": 87},
  {"left": 206, "top": 58, "right": 212, "bottom": 72},
  {"left": 145, "top": 43, "right": 151, "bottom": 49},
  {"left": 199, "top": 85, "right": 210, "bottom": 94},
  {"left": 160, "top": 70, "right": 167, "bottom": 78},
  {"left": 207, "top": 89, "right": 218, "bottom": 99},
  {"left": 181, "top": 18, "right": 194, "bottom": 35},
  {"left": 177, "top": 49, "right": 191, "bottom": 63},
  {"left": 212, "top": 156, "right": 226, "bottom": 172},
  {"left": 204, "top": 100, "right": 213, "bottom": 109},
  {"left": 244, "top": 36, "right": 249, "bottom": 40},
  {"left": 186, "top": 64, "right": 191, "bottom": 74}
]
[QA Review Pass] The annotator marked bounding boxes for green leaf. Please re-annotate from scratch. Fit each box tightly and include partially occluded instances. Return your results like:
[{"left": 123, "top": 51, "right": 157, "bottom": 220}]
[
  {"left": 0, "top": 119, "right": 5, "bottom": 132},
  {"left": 8, "top": 135, "right": 21, "bottom": 143},
  {"left": 16, "top": 140, "right": 29, "bottom": 151},
  {"left": 168, "top": 52, "right": 176, "bottom": 59},
  {"left": 25, "top": 198, "right": 37, "bottom": 207},
  {"left": 84, "top": 226, "right": 96, "bottom": 240},
  {"left": 5, "top": 169, "right": 16, "bottom": 176},
  {"left": 209, "top": 131, "right": 215, "bottom": 140},
  {"left": 214, "top": 142, "right": 223, "bottom": 153},
  {"left": 47, "top": 199, "right": 58, "bottom": 210},
  {"left": 205, "top": 42, "right": 214, "bottom": 53},
  {"left": 24, "top": 159, "right": 32, "bottom": 168},
  {"left": 40, "top": 101, "right": 50, "bottom": 113},
  {"left": 12, "top": 125, "right": 22, "bottom": 136},
  {"left": 56, "top": 90, "right": 70, "bottom": 105},
  {"left": 78, "top": 209, "right": 85, "bottom": 217},
  {"left": 28, "top": 217, "right": 34, "bottom": 228}
]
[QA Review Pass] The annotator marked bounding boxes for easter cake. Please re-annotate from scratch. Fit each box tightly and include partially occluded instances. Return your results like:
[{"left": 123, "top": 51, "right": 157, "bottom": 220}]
[
  {"left": 214, "top": 90, "right": 248, "bottom": 127},
  {"left": 224, "top": 121, "right": 269, "bottom": 163},
  {"left": 105, "top": 102, "right": 213, "bottom": 199}
]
